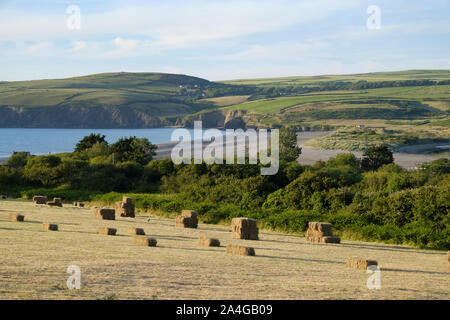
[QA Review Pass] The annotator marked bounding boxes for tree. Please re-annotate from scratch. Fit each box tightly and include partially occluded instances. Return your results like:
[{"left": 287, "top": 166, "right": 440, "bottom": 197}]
[
  {"left": 75, "top": 134, "right": 107, "bottom": 153},
  {"left": 279, "top": 128, "right": 302, "bottom": 162},
  {"left": 111, "top": 136, "right": 157, "bottom": 165},
  {"left": 5, "top": 152, "right": 30, "bottom": 167},
  {"left": 361, "top": 145, "right": 394, "bottom": 171}
]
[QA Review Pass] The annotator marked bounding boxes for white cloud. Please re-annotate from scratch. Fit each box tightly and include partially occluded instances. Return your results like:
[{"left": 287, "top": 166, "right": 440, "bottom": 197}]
[{"left": 0, "top": 0, "right": 358, "bottom": 46}]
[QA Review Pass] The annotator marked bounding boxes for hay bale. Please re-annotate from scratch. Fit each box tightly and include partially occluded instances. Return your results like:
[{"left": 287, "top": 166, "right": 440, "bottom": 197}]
[
  {"left": 43, "top": 223, "right": 58, "bottom": 231},
  {"left": 122, "top": 196, "right": 133, "bottom": 204},
  {"left": 47, "top": 197, "right": 63, "bottom": 207},
  {"left": 231, "top": 218, "right": 259, "bottom": 240},
  {"left": 320, "top": 236, "right": 341, "bottom": 244},
  {"left": 198, "top": 237, "right": 220, "bottom": 247},
  {"left": 226, "top": 244, "right": 255, "bottom": 256},
  {"left": 182, "top": 210, "right": 198, "bottom": 218},
  {"left": 9, "top": 213, "right": 24, "bottom": 222},
  {"left": 91, "top": 206, "right": 100, "bottom": 214},
  {"left": 346, "top": 257, "right": 378, "bottom": 270},
  {"left": 73, "top": 202, "right": 85, "bottom": 207},
  {"left": 317, "top": 223, "right": 333, "bottom": 235},
  {"left": 95, "top": 208, "right": 115, "bottom": 220},
  {"left": 128, "top": 227, "right": 145, "bottom": 236},
  {"left": 133, "top": 236, "right": 157, "bottom": 247},
  {"left": 175, "top": 215, "right": 198, "bottom": 229},
  {"left": 115, "top": 198, "right": 135, "bottom": 218},
  {"left": 32, "top": 195, "right": 47, "bottom": 204},
  {"left": 306, "top": 221, "right": 340, "bottom": 243},
  {"left": 53, "top": 198, "right": 62, "bottom": 206},
  {"left": 98, "top": 227, "right": 117, "bottom": 236}
]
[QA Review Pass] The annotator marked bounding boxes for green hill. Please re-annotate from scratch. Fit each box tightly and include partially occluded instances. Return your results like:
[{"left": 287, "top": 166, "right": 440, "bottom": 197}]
[
  {"left": 1, "top": 70, "right": 449, "bottom": 134},
  {"left": 0, "top": 72, "right": 249, "bottom": 128}
]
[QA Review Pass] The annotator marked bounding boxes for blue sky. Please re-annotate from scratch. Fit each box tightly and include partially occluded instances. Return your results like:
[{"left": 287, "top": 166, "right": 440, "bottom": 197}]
[{"left": 0, "top": 0, "right": 449, "bottom": 81}]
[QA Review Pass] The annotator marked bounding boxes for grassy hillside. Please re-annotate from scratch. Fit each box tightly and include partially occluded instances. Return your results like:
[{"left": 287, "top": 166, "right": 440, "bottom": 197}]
[
  {"left": 203, "top": 70, "right": 450, "bottom": 151},
  {"left": 222, "top": 69, "right": 450, "bottom": 86},
  {"left": 1, "top": 70, "right": 450, "bottom": 142},
  {"left": 0, "top": 72, "right": 251, "bottom": 128}
]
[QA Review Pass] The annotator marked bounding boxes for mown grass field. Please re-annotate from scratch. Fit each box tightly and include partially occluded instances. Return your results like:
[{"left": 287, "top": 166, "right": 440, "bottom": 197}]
[
  {"left": 0, "top": 200, "right": 448, "bottom": 300},
  {"left": 222, "top": 70, "right": 450, "bottom": 87},
  {"left": 225, "top": 85, "right": 450, "bottom": 114}
]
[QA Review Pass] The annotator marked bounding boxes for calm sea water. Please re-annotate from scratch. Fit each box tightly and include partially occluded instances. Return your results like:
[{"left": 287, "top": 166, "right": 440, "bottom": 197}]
[{"left": 0, "top": 128, "right": 196, "bottom": 159}]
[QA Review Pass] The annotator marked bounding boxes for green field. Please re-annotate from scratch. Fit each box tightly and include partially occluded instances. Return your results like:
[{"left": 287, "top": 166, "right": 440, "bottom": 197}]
[{"left": 222, "top": 69, "right": 450, "bottom": 86}]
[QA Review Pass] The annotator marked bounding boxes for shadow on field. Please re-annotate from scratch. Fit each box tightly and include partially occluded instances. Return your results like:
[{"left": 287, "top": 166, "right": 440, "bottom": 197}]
[
  {"left": 155, "top": 234, "right": 196, "bottom": 242},
  {"left": 257, "top": 254, "right": 343, "bottom": 265},
  {"left": 158, "top": 245, "right": 220, "bottom": 253},
  {"left": 381, "top": 267, "right": 449, "bottom": 275},
  {"left": 337, "top": 242, "right": 442, "bottom": 255},
  {"left": 258, "top": 237, "right": 305, "bottom": 245}
]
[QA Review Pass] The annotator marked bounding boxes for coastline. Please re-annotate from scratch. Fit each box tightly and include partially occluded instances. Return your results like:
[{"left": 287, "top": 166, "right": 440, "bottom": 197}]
[{"left": 1, "top": 130, "right": 448, "bottom": 169}]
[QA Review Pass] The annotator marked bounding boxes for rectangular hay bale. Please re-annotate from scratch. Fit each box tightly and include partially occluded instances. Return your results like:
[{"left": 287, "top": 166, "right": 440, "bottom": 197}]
[
  {"left": 198, "top": 237, "right": 220, "bottom": 247},
  {"left": 33, "top": 195, "right": 47, "bottom": 204},
  {"left": 43, "top": 223, "right": 58, "bottom": 231},
  {"left": 346, "top": 257, "right": 378, "bottom": 270},
  {"left": 231, "top": 218, "right": 259, "bottom": 240},
  {"left": 98, "top": 227, "right": 117, "bottom": 236},
  {"left": 9, "top": 213, "right": 24, "bottom": 222},
  {"left": 115, "top": 201, "right": 135, "bottom": 218},
  {"left": 95, "top": 208, "right": 115, "bottom": 220},
  {"left": 226, "top": 244, "right": 255, "bottom": 256},
  {"left": 133, "top": 236, "right": 157, "bottom": 247},
  {"left": 182, "top": 210, "right": 198, "bottom": 218},
  {"left": 128, "top": 227, "right": 145, "bottom": 236},
  {"left": 175, "top": 215, "right": 198, "bottom": 228},
  {"left": 320, "top": 236, "right": 341, "bottom": 244}
]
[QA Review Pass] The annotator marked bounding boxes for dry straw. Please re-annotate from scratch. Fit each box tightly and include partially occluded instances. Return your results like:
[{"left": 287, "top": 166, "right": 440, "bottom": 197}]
[
  {"left": 346, "top": 257, "right": 378, "bottom": 270},
  {"left": 226, "top": 244, "right": 255, "bottom": 256},
  {"left": 73, "top": 202, "right": 85, "bottom": 207},
  {"left": 43, "top": 223, "right": 58, "bottom": 231},
  {"left": 9, "top": 213, "right": 24, "bottom": 222},
  {"left": 32, "top": 195, "right": 47, "bottom": 204},
  {"left": 128, "top": 227, "right": 145, "bottom": 236},
  {"left": 115, "top": 196, "right": 135, "bottom": 218},
  {"left": 47, "top": 197, "right": 63, "bottom": 207},
  {"left": 133, "top": 236, "right": 157, "bottom": 247},
  {"left": 94, "top": 208, "right": 115, "bottom": 220},
  {"left": 306, "top": 222, "right": 340, "bottom": 244},
  {"left": 175, "top": 210, "right": 198, "bottom": 228},
  {"left": 98, "top": 227, "right": 117, "bottom": 236},
  {"left": 198, "top": 237, "right": 220, "bottom": 247},
  {"left": 231, "top": 218, "right": 259, "bottom": 240}
]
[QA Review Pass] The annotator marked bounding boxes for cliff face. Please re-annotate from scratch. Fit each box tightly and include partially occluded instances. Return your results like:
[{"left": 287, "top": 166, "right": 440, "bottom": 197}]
[
  {"left": 182, "top": 109, "right": 247, "bottom": 129},
  {"left": 0, "top": 105, "right": 173, "bottom": 128}
]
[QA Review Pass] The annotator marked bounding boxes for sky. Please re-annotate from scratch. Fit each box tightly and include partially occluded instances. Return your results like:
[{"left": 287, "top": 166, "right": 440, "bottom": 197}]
[{"left": 0, "top": 0, "right": 449, "bottom": 81}]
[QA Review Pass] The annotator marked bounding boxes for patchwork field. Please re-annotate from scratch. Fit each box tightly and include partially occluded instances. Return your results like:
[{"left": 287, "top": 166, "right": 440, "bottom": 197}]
[{"left": 0, "top": 200, "right": 448, "bottom": 300}]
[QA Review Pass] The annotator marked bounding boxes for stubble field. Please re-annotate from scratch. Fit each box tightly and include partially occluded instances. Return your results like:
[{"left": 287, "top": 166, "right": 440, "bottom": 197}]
[{"left": 0, "top": 200, "right": 448, "bottom": 300}]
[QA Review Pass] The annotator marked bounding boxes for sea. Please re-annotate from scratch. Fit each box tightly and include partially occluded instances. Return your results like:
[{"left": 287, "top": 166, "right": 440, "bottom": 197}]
[{"left": 0, "top": 128, "right": 196, "bottom": 161}]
